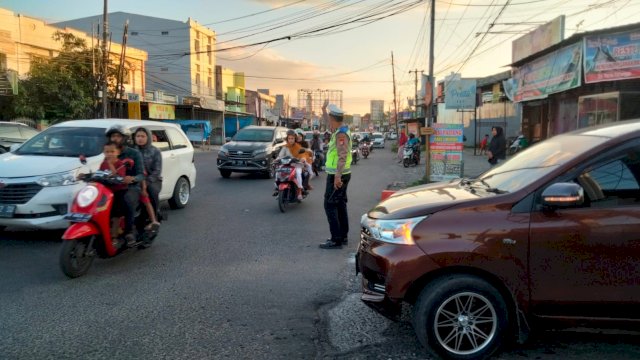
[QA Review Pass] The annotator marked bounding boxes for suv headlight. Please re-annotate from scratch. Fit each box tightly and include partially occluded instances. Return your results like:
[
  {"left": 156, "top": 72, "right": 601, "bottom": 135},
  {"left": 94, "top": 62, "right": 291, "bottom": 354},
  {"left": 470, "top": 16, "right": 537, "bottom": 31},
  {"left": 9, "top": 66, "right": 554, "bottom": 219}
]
[
  {"left": 36, "top": 170, "right": 78, "bottom": 187},
  {"left": 253, "top": 149, "right": 267, "bottom": 157},
  {"left": 218, "top": 148, "right": 229, "bottom": 157},
  {"left": 361, "top": 214, "right": 427, "bottom": 245}
]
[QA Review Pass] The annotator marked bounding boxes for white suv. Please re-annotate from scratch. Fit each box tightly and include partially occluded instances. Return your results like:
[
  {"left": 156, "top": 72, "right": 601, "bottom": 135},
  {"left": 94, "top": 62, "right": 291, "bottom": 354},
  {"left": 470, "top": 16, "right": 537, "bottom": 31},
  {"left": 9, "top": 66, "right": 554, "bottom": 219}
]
[{"left": 0, "top": 119, "right": 196, "bottom": 230}]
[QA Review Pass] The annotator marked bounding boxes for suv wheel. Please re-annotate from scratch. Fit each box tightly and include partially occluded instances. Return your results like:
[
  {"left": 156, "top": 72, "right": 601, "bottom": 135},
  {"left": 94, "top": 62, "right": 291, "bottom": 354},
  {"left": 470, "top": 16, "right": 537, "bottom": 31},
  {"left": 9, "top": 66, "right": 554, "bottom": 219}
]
[
  {"left": 264, "top": 160, "right": 275, "bottom": 179},
  {"left": 169, "top": 177, "right": 190, "bottom": 209},
  {"left": 220, "top": 170, "right": 232, "bottom": 178},
  {"left": 413, "top": 275, "right": 508, "bottom": 360}
]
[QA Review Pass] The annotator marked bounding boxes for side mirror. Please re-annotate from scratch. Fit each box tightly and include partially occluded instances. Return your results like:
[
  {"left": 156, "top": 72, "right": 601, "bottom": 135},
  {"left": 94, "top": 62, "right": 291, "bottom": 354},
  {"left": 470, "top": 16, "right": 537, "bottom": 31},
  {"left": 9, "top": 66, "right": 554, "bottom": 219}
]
[
  {"left": 79, "top": 155, "right": 87, "bottom": 165},
  {"left": 542, "top": 182, "right": 584, "bottom": 208},
  {"left": 9, "top": 144, "right": 21, "bottom": 152},
  {"left": 123, "top": 158, "right": 135, "bottom": 169},
  {"left": 275, "top": 138, "right": 284, "bottom": 144},
  {"left": 225, "top": 137, "right": 231, "bottom": 143}
]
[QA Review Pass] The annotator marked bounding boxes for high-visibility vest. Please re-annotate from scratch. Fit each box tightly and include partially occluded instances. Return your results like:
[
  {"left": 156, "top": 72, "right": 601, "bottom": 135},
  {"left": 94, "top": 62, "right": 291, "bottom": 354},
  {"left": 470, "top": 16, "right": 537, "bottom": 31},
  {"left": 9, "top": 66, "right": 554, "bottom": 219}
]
[{"left": 325, "top": 128, "right": 352, "bottom": 175}]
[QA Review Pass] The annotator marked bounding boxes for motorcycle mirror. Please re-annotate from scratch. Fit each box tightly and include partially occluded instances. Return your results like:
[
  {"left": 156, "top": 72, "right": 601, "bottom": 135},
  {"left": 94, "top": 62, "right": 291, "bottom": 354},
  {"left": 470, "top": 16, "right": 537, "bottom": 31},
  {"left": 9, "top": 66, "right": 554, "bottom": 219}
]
[{"left": 79, "top": 155, "right": 87, "bottom": 165}]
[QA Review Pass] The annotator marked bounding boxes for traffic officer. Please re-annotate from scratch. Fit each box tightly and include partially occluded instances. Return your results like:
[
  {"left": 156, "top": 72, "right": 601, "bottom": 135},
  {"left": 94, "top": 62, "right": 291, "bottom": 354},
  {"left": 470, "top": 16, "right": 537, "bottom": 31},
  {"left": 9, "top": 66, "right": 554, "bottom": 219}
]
[{"left": 319, "top": 101, "right": 352, "bottom": 249}]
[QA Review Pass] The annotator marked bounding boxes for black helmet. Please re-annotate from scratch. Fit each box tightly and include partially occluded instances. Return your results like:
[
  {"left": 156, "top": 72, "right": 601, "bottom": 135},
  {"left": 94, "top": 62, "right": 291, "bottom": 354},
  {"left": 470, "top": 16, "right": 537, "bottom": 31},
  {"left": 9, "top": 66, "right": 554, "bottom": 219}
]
[{"left": 105, "top": 124, "right": 131, "bottom": 138}]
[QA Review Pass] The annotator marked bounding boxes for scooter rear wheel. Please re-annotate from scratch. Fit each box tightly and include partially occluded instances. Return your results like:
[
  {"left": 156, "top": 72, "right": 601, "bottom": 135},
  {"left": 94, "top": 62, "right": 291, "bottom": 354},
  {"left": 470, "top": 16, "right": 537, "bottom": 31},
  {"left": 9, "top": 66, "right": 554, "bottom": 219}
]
[
  {"left": 60, "top": 236, "right": 96, "bottom": 278},
  {"left": 278, "top": 189, "right": 288, "bottom": 213}
]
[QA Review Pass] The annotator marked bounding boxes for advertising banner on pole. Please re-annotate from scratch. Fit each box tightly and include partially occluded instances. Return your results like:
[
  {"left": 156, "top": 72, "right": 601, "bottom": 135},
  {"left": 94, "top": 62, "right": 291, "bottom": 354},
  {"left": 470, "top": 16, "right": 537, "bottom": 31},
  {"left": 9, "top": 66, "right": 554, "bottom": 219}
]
[
  {"left": 584, "top": 29, "right": 640, "bottom": 83},
  {"left": 512, "top": 42, "right": 582, "bottom": 102},
  {"left": 444, "top": 79, "right": 477, "bottom": 110},
  {"left": 429, "top": 124, "right": 464, "bottom": 181}
]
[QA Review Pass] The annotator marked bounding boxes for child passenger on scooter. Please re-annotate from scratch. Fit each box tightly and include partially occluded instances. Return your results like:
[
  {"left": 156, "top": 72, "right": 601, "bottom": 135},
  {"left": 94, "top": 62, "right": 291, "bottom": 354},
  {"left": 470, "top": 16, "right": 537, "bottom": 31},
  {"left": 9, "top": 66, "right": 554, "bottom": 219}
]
[{"left": 99, "top": 141, "right": 127, "bottom": 191}]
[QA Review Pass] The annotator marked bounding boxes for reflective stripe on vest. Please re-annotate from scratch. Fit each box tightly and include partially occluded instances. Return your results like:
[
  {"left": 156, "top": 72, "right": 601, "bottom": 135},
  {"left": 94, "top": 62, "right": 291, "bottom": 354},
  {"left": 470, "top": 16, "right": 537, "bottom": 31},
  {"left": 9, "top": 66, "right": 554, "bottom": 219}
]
[{"left": 325, "top": 129, "right": 352, "bottom": 175}]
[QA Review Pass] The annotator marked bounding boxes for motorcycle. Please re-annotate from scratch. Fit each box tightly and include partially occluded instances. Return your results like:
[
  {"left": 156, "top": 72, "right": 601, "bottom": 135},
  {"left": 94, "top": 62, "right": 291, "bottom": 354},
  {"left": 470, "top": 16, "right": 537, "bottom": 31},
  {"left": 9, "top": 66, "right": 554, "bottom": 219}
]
[
  {"left": 508, "top": 135, "right": 528, "bottom": 155},
  {"left": 351, "top": 144, "right": 360, "bottom": 165},
  {"left": 312, "top": 149, "right": 324, "bottom": 176},
  {"left": 360, "top": 142, "right": 371, "bottom": 159},
  {"left": 59, "top": 159, "right": 159, "bottom": 278},
  {"left": 403, "top": 144, "right": 420, "bottom": 167},
  {"left": 273, "top": 156, "right": 308, "bottom": 213}
]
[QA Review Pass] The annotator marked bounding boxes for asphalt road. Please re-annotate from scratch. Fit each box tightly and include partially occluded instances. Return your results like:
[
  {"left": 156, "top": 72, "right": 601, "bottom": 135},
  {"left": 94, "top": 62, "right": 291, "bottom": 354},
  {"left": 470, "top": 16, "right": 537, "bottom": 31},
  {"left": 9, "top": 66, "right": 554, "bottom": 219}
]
[{"left": 1, "top": 148, "right": 639, "bottom": 360}]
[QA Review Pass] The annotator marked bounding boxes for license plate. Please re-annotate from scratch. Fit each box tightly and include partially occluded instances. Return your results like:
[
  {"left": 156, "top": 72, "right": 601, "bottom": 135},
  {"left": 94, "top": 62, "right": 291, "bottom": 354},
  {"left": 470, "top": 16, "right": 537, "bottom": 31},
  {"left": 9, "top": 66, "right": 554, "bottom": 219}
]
[
  {"left": 64, "top": 213, "right": 92, "bottom": 222},
  {"left": 233, "top": 160, "right": 246, "bottom": 166},
  {"left": 0, "top": 204, "right": 16, "bottom": 218}
]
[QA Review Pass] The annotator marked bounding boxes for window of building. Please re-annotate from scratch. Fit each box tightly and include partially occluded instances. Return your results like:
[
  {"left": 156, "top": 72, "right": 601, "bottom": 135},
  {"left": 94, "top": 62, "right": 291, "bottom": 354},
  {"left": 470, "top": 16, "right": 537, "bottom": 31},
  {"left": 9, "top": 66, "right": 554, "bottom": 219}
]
[
  {"left": 131, "top": 31, "right": 139, "bottom": 36},
  {"left": 207, "top": 45, "right": 211, "bottom": 65},
  {"left": 208, "top": 76, "right": 212, "bottom": 96},
  {"left": 161, "top": 31, "right": 169, "bottom": 35},
  {"left": 195, "top": 39, "right": 200, "bottom": 61},
  {"left": 195, "top": 73, "right": 200, "bottom": 85}
]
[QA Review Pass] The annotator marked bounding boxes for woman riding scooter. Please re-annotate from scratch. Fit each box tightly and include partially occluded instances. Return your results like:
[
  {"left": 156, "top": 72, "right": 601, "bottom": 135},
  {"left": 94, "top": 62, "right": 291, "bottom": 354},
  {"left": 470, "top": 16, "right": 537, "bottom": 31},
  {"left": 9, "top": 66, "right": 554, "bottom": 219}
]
[{"left": 277, "top": 130, "right": 313, "bottom": 200}]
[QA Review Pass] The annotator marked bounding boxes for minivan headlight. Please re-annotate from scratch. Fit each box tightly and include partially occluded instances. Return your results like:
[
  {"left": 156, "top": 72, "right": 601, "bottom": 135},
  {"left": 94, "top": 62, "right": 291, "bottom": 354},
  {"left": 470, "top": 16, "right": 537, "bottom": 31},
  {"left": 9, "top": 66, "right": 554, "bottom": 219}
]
[
  {"left": 218, "top": 148, "right": 229, "bottom": 156},
  {"left": 36, "top": 170, "right": 78, "bottom": 187},
  {"left": 361, "top": 215, "right": 427, "bottom": 245}
]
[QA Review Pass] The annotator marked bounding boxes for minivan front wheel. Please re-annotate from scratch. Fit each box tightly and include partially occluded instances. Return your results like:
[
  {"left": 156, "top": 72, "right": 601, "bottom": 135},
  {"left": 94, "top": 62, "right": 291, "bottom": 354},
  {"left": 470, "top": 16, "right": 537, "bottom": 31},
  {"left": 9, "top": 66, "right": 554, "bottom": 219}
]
[
  {"left": 169, "top": 177, "right": 190, "bottom": 209},
  {"left": 220, "top": 169, "right": 232, "bottom": 178},
  {"left": 413, "top": 275, "right": 508, "bottom": 360}
]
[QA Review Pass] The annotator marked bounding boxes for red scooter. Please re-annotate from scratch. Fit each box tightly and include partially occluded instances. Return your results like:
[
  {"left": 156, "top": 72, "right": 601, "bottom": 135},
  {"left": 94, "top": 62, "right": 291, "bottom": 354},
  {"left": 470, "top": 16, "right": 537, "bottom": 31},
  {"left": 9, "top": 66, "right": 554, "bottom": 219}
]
[
  {"left": 59, "top": 159, "right": 158, "bottom": 278},
  {"left": 273, "top": 156, "right": 308, "bottom": 213}
]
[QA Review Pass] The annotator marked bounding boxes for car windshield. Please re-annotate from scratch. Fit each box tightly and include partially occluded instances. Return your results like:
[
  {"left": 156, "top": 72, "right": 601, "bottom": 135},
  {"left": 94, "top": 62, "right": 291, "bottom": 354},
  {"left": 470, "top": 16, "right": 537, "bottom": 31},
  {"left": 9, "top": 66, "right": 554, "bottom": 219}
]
[
  {"left": 373, "top": 134, "right": 383, "bottom": 139},
  {"left": 477, "top": 134, "right": 610, "bottom": 193},
  {"left": 234, "top": 129, "right": 273, "bottom": 142},
  {"left": 15, "top": 126, "right": 106, "bottom": 157}
]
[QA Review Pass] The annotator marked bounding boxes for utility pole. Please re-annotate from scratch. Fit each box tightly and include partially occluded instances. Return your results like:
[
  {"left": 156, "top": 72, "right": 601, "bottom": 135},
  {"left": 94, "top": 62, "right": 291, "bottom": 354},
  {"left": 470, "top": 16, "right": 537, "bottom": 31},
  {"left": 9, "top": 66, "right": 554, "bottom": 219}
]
[
  {"left": 391, "top": 51, "right": 398, "bottom": 131},
  {"left": 425, "top": 0, "right": 436, "bottom": 183},
  {"left": 101, "top": 0, "right": 109, "bottom": 118},
  {"left": 115, "top": 20, "right": 129, "bottom": 102},
  {"left": 408, "top": 69, "right": 422, "bottom": 119}
]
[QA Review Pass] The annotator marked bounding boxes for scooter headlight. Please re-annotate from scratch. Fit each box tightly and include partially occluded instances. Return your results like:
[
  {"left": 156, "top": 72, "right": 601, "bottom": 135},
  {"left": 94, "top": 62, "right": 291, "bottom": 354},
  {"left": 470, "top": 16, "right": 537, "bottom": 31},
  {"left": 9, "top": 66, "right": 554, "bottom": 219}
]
[{"left": 76, "top": 185, "right": 99, "bottom": 208}]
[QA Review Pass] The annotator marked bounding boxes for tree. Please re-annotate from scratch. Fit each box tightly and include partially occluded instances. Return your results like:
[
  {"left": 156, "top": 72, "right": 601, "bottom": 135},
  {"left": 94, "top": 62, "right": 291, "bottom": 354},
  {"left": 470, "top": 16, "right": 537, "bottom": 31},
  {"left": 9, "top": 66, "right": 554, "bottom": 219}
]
[{"left": 12, "top": 31, "right": 119, "bottom": 122}]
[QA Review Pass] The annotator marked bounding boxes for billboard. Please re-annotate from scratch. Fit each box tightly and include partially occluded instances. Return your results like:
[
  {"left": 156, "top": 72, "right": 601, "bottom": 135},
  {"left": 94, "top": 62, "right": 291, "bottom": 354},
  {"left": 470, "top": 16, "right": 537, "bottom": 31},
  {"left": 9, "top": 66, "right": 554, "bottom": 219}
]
[
  {"left": 148, "top": 103, "right": 175, "bottom": 119},
  {"left": 444, "top": 79, "right": 476, "bottom": 110},
  {"left": 584, "top": 29, "right": 640, "bottom": 83},
  {"left": 512, "top": 15, "right": 565, "bottom": 63},
  {"left": 512, "top": 42, "right": 582, "bottom": 102}
]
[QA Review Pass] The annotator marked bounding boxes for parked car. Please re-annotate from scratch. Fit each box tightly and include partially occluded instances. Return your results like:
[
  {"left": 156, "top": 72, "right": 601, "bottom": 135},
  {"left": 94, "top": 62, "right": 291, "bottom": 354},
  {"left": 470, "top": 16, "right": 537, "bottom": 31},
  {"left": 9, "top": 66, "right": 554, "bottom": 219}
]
[
  {"left": 0, "top": 121, "right": 39, "bottom": 153},
  {"left": 217, "top": 125, "right": 288, "bottom": 178},
  {"left": 0, "top": 119, "right": 196, "bottom": 230},
  {"left": 357, "top": 119, "right": 640, "bottom": 359},
  {"left": 371, "top": 132, "right": 385, "bottom": 148},
  {"left": 388, "top": 132, "right": 398, "bottom": 140}
]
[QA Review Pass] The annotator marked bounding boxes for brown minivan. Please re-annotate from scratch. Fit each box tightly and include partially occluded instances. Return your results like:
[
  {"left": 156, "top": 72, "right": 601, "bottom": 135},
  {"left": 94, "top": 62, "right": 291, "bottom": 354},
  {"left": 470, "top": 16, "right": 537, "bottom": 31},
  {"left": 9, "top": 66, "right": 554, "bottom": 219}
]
[{"left": 357, "top": 120, "right": 640, "bottom": 359}]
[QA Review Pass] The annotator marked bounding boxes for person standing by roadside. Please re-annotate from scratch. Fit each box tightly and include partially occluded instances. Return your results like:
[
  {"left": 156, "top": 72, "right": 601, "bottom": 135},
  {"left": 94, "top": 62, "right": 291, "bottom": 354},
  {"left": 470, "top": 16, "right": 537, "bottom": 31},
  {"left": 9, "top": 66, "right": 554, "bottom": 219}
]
[
  {"left": 397, "top": 130, "right": 408, "bottom": 163},
  {"left": 487, "top": 126, "right": 506, "bottom": 166},
  {"left": 319, "top": 100, "right": 352, "bottom": 249}
]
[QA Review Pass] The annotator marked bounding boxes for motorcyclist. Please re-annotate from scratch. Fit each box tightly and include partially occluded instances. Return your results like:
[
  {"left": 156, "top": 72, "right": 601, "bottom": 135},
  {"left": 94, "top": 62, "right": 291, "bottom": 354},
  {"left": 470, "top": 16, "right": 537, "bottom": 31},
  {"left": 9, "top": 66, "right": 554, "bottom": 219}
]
[
  {"left": 407, "top": 133, "right": 421, "bottom": 160},
  {"left": 133, "top": 127, "right": 162, "bottom": 231},
  {"left": 295, "top": 128, "right": 310, "bottom": 149},
  {"left": 277, "top": 130, "right": 313, "bottom": 199},
  {"left": 105, "top": 125, "right": 145, "bottom": 245}
]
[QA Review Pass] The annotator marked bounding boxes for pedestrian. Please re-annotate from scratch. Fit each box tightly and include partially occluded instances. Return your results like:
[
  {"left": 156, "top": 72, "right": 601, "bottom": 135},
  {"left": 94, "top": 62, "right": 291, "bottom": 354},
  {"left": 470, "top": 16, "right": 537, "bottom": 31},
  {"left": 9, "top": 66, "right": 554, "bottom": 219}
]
[
  {"left": 487, "top": 126, "right": 506, "bottom": 166},
  {"left": 479, "top": 134, "right": 489, "bottom": 155},
  {"left": 319, "top": 100, "right": 352, "bottom": 249},
  {"left": 397, "top": 130, "right": 407, "bottom": 163}
]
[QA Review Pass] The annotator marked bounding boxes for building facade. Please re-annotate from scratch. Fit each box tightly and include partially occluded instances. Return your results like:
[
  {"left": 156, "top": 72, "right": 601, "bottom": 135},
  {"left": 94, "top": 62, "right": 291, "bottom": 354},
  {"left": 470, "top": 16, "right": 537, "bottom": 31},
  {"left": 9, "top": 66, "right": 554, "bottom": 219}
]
[
  {"left": 0, "top": 8, "right": 146, "bottom": 97},
  {"left": 370, "top": 100, "right": 384, "bottom": 129},
  {"left": 246, "top": 89, "right": 276, "bottom": 125},
  {"left": 55, "top": 12, "right": 223, "bottom": 111}
]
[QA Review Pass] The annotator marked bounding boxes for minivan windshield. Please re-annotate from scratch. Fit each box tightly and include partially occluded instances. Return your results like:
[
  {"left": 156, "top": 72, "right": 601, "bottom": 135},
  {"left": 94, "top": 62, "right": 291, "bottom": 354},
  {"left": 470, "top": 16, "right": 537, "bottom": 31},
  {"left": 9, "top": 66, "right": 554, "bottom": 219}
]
[
  {"left": 234, "top": 129, "right": 273, "bottom": 142},
  {"left": 16, "top": 126, "right": 106, "bottom": 157},
  {"left": 477, "top": 134, "right": 609, "bottom": 193}
]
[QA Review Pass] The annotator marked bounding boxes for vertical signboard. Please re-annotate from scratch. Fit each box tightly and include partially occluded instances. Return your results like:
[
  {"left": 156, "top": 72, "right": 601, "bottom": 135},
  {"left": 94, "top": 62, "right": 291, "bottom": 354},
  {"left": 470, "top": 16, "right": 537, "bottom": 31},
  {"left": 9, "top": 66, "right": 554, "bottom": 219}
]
[{"left": 429, "top": 123, "right": 464, "bottom": 181}]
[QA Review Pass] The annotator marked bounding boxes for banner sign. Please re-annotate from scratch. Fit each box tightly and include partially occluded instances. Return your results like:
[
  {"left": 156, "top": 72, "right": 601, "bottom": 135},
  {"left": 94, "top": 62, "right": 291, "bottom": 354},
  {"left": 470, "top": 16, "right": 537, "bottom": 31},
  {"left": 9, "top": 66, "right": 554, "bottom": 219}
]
[
  {"left": 429, "top": 123, "right": 464, "bottom": 181},
  {"left": 444, "top": 79, "right": 477, "bottom": 110},
  {"left": 148, "top": 103, "right": 175, "bottom": 119},
  {"left": 584, "top": 29, "right": 640, "bottom": 83},
  {"left": 512, "top": 16, "right": 565, "bottom": 63},
  {"left": 512, "top": 42, "right": 582, "bottom": 102}
]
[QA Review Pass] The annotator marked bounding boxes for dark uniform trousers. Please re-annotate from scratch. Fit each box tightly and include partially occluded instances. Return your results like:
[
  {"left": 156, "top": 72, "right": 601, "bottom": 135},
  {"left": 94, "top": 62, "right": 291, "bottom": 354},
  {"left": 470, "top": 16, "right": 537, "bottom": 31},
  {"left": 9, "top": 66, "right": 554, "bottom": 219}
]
[{"left": 324, "top": 173, "right": 351, "bottom": 242}]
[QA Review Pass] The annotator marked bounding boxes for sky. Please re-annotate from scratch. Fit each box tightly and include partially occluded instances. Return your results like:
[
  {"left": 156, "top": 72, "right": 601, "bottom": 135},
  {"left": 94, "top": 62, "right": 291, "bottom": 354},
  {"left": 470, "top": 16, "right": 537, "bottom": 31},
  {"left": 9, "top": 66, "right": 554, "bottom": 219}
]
[{"left": 1, "top": 0, "right": 640, "bottom": 115}]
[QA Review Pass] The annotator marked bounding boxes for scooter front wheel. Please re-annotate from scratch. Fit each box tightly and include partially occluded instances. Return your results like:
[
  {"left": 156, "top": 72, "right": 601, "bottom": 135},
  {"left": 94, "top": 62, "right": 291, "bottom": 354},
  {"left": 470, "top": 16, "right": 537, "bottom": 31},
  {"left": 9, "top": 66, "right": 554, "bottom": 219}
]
[
  {"left": 60, "top": 236, "right": 96, "bottom": 278},
  {"left": 403, "top": 158, "right": 410, "bottom": 168},
  {"left": 278, "top": 189, "right": 288, "bottom": 213}
]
